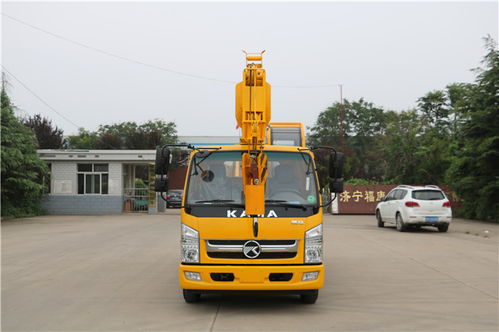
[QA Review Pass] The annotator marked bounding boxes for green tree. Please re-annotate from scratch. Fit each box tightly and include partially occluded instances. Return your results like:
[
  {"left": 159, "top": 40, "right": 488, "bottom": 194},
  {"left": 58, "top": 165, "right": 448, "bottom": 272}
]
[
  {"left": 417, "top": 90, "right": 450, "bottom": 133},
  {"left": 381, "top": 110, "right": 422, "bottom": 184},
  {"left": 447, "top": 37, "right": 499, "bottom": 221},
  {"left": 66, "top": 119, "right": 177, "bottom": 149},
  {"left": 66, "top": 128, "right": 98, "bottom": 149},
  {"left": 446, "top": 83, "right": 474, "bottom": 139},
  {"left": 22, "top": 114, "right": 65, "bottom": 149},
  {"left": 1, "top": 76, "right": 47, "bottom": 218},
  {"left": 308, "top": 98, "right": 388, "bottom": 181}
]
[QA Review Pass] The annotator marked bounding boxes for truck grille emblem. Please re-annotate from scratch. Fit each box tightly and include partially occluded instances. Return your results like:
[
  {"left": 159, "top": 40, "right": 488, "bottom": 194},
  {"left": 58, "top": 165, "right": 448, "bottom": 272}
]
[{"left": 242, "top": 240, "right": 261, "bottom": 259}]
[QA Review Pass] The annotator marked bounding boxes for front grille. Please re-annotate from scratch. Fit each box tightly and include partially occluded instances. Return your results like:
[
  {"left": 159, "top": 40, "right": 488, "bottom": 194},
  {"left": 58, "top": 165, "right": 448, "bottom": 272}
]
[
  {"left": 208, "top": 239, "right": 296, "bottom": 246},
  {"left": 207, "top": 252, "right": 297, "bottom": 259},
  {"left": 205, "top": 239, "right": 299, "bottom": 260}
]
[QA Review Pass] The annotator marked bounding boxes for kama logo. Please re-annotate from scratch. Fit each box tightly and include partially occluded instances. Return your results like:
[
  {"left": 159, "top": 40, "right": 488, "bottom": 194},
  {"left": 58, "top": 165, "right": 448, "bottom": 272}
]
[
  {"left": 227, "top": 210, "right": 278, "bottom": 218},
  {"left": 242, "top": 240, "right": 261, "bottom": 259}
]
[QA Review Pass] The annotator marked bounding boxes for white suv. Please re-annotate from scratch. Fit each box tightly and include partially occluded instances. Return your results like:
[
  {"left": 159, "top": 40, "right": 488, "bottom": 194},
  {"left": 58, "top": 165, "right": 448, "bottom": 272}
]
[{"left": 375, "top": 185, "right": 452, "bottom": 232}]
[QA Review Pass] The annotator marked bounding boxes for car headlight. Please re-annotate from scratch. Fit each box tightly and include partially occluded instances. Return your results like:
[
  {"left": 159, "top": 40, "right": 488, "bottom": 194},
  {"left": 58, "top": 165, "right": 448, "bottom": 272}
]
[
  {"left": 181, "top": 224, "right": 199, "bottom": 263},
  {"left": 305, "top": 224, "right": 322, "bottom": 264}
]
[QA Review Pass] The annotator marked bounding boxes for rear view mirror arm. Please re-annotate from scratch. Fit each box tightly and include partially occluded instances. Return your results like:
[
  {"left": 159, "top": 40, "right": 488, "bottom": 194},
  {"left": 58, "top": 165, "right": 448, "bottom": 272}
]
[{"left": 319, "top": 193, "right": 337, "bottom": 208}]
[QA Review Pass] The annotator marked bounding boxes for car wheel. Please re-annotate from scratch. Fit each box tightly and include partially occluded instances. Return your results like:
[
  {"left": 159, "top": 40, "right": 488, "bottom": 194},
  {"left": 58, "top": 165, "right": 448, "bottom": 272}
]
[
  {"left": 300, "top": 290, "right": 318, "bottom": 304},
  {"left": 396, "top": 213, "right": 407, "bottom": 232},
  {"left": 376, "top": 210, "right": 384, "bottom": 228},
  {"left": 183, "top": 289, "right": 200, "bottom": 303},
  {"left": 437, "top": 224, "right": 449, "bottom": 233}
]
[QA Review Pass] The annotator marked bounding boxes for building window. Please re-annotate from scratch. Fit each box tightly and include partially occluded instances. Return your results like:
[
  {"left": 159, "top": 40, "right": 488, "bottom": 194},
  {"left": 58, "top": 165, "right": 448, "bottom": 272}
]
[{"left": 77, "top": 163, "right": 109, "bottom": 194}]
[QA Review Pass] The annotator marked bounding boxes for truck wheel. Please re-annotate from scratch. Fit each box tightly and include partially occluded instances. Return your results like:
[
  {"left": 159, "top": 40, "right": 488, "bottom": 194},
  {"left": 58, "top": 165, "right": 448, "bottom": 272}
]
[
  {"left": 300, "top": 290, "right": 318, "bottom": 304},
  {"left": 437, "top": 224, "right": 449, "bottom": 233},
  {"left": 396, "top": 213, "right": 407, "bottom": 232},
  {"left": 376, "top": 210, "right": 384, "bottom": 228},
  {"left": 183, "top": 289, "right": 200, "bottom": 303}
]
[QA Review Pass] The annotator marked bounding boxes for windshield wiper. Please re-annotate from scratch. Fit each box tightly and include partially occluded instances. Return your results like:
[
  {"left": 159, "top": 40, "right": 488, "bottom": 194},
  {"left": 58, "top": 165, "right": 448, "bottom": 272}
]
[
  {"left": 192, "top": 199, "right": 244, "bottom": 207},
  {"left": 265, "top": 200, "right": 310, "bottom": 210},
  {"left": 299, "top": 153, "right": 312, "bottom": 175}
]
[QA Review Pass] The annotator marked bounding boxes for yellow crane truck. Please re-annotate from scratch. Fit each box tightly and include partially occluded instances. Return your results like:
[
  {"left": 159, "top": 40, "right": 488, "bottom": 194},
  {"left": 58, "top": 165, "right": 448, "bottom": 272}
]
[{"left": 154, "top": 51, "right": 344, "bottom": 304}]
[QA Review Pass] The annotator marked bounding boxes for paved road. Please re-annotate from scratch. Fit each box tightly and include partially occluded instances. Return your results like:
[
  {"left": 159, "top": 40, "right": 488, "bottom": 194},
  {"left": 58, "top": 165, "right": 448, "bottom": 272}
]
[{"left": 2, "top": 212, "right": 498, "bottom": 331}]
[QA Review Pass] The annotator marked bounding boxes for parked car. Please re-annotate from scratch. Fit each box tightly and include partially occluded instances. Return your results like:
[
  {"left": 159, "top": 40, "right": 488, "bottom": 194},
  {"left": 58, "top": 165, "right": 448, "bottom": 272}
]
[
  {"left": 375, "top": 185, "right": 452, "bottom": 232},
  {"left": 166, "top": 189, "right": 183, "bottom": 208}
]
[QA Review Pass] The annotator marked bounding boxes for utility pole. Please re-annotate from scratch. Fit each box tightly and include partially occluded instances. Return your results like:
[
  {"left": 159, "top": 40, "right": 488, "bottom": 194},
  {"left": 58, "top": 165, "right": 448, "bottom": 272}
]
[{"left": 338, "top": 84, "right": 345, "bottom": 152}]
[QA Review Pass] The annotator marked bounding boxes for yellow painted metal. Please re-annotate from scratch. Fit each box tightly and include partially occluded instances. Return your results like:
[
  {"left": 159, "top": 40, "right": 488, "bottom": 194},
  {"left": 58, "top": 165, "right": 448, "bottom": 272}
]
[
  {"left": 180, "top": 145, "right": 323, "bottom": 262},
  {"left": 235, "top": 51, "right": 272, "bottom": 215},
  {"left": 179, "top": 264, "right": 324, "bottom": 290}
]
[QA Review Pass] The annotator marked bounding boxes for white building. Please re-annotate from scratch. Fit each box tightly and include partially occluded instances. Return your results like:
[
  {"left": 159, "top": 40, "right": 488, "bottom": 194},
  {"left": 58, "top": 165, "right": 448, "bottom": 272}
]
[
  {"left": 37, "top": 136, "right": 239, "bottom": 214},
  {"left": 38, "top": 149, "right": 156, "bottom": 214}
]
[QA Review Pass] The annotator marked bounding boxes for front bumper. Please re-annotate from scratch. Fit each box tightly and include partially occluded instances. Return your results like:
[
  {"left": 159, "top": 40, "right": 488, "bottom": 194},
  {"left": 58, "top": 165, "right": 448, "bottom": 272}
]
[{"left": 179, "top": 264, "right": 324, "bottom": 291}]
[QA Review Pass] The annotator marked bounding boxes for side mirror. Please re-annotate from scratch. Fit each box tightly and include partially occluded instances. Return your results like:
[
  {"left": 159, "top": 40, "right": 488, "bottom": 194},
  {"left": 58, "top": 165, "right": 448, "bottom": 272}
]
[
  {"left": 154, "top": 177, "right": 168, "bottom": 192},
  {"left": 329, "top": 151, "right": 344, "bottom": 179},
  {"left": 329, "top": 151, "right": 344, "bottom": 193},
  {"left": 155, "top": 147, "right": 171, "bottom": 175},
  {"left": 380, "top": 197, "right": 386, "bottom": 202},
  {"left": 330, "top": 178, "right": 344, "bottom": 193}
]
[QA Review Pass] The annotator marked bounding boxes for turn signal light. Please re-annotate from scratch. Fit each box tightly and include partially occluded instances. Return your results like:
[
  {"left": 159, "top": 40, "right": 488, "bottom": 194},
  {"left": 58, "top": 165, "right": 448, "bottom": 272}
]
[
  {"left": 405, "top": 201, "right": 420, "bottom": 207},
  {"left": 442, "top": 201, "right": 451, "bottom": 207}
]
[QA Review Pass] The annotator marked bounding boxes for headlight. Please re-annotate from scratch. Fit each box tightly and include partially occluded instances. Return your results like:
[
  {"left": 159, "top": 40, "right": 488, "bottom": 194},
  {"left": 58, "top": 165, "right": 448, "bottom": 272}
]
[
  {"left": 305, "top": 224, "right": 322, "bottom": 264},
  {"left": 181, "top": 224, "right": 199, "bottom": 263}
]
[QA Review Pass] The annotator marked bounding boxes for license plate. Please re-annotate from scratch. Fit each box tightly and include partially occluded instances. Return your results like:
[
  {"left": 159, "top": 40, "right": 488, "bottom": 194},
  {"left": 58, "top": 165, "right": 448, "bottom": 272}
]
[{"left": 425, "top": 217, "right": 439, "bottom": 222}]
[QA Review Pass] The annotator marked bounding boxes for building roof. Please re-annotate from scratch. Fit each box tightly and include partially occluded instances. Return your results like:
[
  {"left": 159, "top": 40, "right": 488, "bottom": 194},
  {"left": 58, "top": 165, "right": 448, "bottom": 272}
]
[
  {"left": 37, "top": 136, "right": 241, "bottom": 162},
  {"left": 37, "top": 149, "right": 156, "bottom": 162}
]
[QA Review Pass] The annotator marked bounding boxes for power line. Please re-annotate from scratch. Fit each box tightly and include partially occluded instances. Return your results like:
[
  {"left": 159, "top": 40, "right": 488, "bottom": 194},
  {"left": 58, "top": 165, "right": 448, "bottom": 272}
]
[
  {"left": 2, "top": 13, "right": 234, "bottom": 85},
  {"left": 3, "top": 13, "right": 341, "bottom": 89},
  {"left": 273, "top": 84, "right": 341, "bottom": 88},
  {"left": 1, "top": 65, "right": 81, "bottom": 129}
]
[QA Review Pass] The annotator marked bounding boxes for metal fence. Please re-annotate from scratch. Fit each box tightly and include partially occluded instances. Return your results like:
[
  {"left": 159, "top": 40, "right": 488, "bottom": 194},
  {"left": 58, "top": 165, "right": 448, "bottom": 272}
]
[{"left": 123, "top": 188, "right": 149, "bottom": 213}]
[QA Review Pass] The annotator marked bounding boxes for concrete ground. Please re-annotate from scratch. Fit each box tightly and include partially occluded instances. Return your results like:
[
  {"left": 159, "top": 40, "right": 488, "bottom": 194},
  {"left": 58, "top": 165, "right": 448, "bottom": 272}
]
[{"left": 2, "top": 211, "right": 498, "bottom": 331}]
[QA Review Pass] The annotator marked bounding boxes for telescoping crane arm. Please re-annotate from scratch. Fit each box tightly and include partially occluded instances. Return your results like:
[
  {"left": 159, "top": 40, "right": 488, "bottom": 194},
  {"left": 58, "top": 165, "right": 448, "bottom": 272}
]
[{"left": 235, "top": 51, "right": 271, "bottom": 215}]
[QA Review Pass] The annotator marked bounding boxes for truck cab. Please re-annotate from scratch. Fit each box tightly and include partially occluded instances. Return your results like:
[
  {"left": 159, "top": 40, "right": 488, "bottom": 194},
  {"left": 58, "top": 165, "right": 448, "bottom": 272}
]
[{"left": 179, "top": 145, "right": 323, "bottom": 303}]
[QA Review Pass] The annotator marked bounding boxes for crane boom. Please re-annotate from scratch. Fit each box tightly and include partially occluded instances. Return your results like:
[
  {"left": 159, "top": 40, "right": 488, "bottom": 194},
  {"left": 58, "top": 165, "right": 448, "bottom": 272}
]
[{"left": 235, "top": 51, "right": 271, "bottom": 215}]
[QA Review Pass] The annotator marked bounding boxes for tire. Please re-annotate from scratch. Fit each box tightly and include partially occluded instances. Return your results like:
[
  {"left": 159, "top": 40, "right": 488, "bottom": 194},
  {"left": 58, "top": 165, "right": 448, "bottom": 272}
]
[
  {"left": 376, "top": 210, "right": 384, "bottom": 228},
  {"left": 183, "top": 289, "right": 200, "bottom": 303},
  {"left": 396, "top": 213, "right": 407, "bottom": 232},
  {"left": 437, "top": 224, "right": 449, "bottom": 233},
  {"left": 300, "top": 290, "right": 318, "bottom": 304}
]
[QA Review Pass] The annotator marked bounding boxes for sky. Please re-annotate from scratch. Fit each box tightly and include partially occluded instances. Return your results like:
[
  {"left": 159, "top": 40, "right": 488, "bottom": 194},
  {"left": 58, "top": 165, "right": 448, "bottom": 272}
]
[{"left": 2, "top": 1, "right": 498, "bottom": 137}]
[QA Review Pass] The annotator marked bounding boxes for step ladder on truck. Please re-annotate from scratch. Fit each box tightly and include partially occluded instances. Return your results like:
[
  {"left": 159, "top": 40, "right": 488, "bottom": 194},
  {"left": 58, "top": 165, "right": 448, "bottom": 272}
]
[{"left": 154, "top": 51, "right": 345, "bottom": 304}]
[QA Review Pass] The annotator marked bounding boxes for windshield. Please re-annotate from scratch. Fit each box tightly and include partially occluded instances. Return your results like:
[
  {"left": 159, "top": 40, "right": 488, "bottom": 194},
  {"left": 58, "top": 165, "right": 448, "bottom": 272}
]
[
  {"left": 185, "top": 151, "right": 318, "bottom": 206},
  {"left": 412, "top": 190, "right": 445, "bottom": 200}
]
